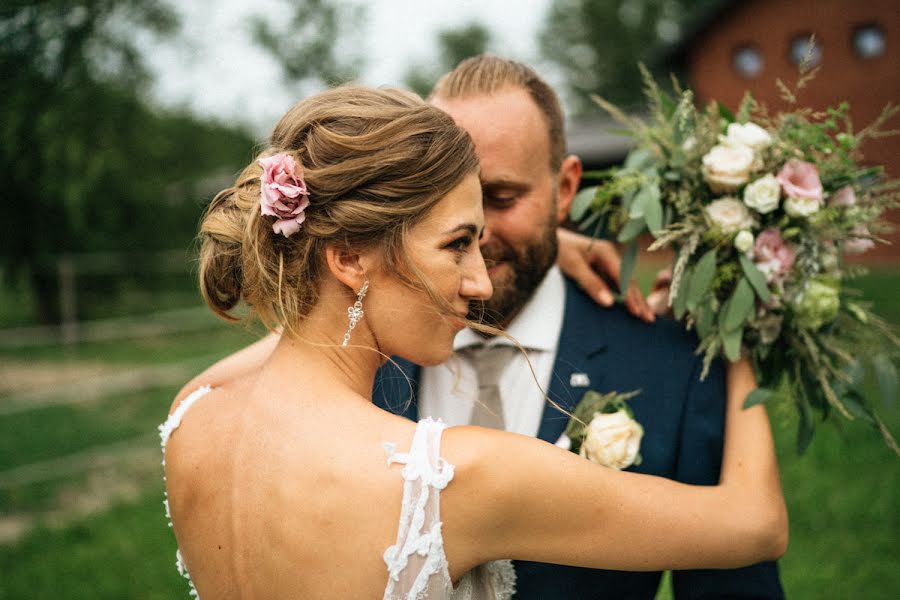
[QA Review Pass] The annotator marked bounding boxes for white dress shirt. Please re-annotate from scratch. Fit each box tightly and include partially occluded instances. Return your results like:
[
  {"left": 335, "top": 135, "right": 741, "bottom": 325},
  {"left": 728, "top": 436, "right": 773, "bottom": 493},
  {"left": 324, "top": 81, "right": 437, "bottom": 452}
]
[{"left": 419, "top": 265, "right": 566, "bottom": 437}]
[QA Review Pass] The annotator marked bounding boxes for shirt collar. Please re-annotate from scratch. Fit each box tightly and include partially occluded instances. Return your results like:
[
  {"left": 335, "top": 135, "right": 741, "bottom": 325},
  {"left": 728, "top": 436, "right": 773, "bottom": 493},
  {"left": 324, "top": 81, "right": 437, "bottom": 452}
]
[{"left": 454, "top": 265, "right": 565, "bottom": 352}]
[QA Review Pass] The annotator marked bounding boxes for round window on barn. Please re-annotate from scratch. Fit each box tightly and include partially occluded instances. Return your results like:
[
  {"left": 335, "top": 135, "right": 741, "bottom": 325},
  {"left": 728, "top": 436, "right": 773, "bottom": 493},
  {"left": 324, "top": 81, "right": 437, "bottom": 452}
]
[
  {"left": 733, "top": 45, "right": 764, "bottom": 78},
  {"left": 853, "top": 24, "right": 886, "bottom": 59},
  {"left": 790, "top": 35, "right": 823, "bottom": 68}
]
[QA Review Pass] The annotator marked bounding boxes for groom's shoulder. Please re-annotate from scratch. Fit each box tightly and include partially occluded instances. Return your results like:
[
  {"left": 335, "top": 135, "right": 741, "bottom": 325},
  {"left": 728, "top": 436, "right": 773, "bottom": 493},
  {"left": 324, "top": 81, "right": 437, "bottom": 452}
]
[{"left": 562, "top": 276, "right": 700, "bottom": 359}]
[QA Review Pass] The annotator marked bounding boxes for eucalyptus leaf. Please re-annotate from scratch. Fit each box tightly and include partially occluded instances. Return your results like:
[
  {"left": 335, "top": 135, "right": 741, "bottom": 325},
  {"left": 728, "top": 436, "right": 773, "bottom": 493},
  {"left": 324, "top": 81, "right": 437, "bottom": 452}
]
[
  {"left": 644, "top": 190, "right": 663, "bottom": 234},
  {"left": 673, "top": 265, "right": 691, "bottom": 320},
  {"left": 744, "top": 387, "right": 774, "bottom": 409},
  {"left": 873, "top": 354, "right": 898, "bottom": 407},
  {"left": 723, "top": 278, "right": 754, "bottom": 332},
  {"left": 687, "top": 249, "right": 717, "bottom": 310},
  {"left": 570, "top": 185, "right": 598, "bottom": 222},
  {"left": 619, "top": 240, "right": 638, "bottom": 299},
  {"left": 624, "top": 148, "right": 657, "bottom": 171},
  {"left": 841, "top": 393, "right": 877, "bottom": 424},
  {"left": 722, "top": 326, "right": 743, "bottom": 362},
  {"left": 739, "top": 254, "right": 772, "bottom": 303},
  {"left": 617, "top": 217, "right": 646, "bottom": 242},
  {"left": 695, "top": 305, "right": 714, "bottom": 339}
]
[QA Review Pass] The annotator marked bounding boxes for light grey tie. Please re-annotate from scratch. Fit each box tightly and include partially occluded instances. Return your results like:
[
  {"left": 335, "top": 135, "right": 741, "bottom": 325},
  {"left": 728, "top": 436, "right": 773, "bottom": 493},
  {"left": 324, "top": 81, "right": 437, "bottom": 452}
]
[{"left": 460, "top": 344, "right": 519, "bottom": 430}]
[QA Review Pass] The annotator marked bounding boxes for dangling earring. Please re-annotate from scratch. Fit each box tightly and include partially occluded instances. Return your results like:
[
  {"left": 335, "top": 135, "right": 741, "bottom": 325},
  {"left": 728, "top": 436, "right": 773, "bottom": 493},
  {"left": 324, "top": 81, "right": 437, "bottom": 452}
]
[{"left": 342, "top": 279, "right": 369, "bottom": 347}]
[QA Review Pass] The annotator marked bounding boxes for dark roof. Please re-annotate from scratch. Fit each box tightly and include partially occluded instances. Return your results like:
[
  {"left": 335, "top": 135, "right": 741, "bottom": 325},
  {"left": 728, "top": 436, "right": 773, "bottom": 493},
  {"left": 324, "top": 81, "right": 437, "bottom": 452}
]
[{"left": 566, "top": 114, "right": 635, "bottom": 168}]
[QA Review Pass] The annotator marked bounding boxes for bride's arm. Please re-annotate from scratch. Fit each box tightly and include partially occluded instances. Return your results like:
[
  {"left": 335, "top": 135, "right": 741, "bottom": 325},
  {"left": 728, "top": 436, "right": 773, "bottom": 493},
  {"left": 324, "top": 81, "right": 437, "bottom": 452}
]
[{"left": 441, "top": 357, "right": 787, "bottom": 574}]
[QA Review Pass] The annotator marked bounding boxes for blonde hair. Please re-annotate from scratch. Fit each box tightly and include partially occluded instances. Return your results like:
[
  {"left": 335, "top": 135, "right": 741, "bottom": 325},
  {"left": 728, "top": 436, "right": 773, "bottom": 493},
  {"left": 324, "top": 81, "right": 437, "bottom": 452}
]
[
  {"left": 431, "top": 54, "right": 566, "bottom": 170},
  {"left": 198, "top": 85, "right": 479, "bottom": 331}
]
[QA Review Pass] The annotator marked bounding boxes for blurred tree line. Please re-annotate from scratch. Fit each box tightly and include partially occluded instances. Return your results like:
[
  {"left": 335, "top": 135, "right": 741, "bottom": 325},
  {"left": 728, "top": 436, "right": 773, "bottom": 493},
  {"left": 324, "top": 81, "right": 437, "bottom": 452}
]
[
  {"left": 540, "top": 0, "right": 721, "bottom": 113},
  {"left": 1, "top": 0, "right": 357, "bottom": 324},
  {"left": 1, "top": 0, "right": 715, "bottom": 325}
]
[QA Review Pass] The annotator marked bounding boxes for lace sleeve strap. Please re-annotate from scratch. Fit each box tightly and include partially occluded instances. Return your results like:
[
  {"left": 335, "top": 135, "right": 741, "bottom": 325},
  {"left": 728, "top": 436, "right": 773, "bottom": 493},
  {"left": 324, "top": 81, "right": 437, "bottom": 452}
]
[
  {"left": 383, "top": 418, "right": 458, "bottom": 600},
  {"left": 158, "top": 385, "right": 213, "bottom": 453}
]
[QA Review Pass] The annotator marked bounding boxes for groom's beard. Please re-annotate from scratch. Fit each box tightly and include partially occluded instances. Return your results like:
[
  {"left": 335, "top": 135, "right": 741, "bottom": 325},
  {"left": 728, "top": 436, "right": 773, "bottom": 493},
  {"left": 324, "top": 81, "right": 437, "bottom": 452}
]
[{"left": 469, "top": 209, "right": 558, "bottom": 330}]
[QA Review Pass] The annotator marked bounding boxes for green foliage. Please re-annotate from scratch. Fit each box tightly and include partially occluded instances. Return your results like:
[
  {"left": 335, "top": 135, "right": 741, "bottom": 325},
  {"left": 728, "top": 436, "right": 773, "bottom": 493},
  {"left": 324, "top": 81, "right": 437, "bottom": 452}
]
[
  {"left": 686, "top": 248, "right": 716, "bottom": 310},
  {"left": 0, "top": 1, "right": 259, "bottom": 323},
  {"left": 739, "top": 254, "right": 772, "bottom": 303},
  {"left": 249, "top": 0, "right": 363, "bottom": 87},
  {"left": 540, "top": 0, "right": 720, "bottom": 112},
  {"left": 403, "top": 22, "right": 492, "bottom": 98},
  {"left": 573, "top": 59, "right": 900, "bottom": 455}
]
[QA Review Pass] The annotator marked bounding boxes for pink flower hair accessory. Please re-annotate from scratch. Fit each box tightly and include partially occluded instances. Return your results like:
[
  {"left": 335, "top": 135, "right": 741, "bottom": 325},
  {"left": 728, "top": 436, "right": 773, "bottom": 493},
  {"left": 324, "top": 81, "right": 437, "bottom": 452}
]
[{"left": 258, "top": 153, "right": 310, "bottom": 238}]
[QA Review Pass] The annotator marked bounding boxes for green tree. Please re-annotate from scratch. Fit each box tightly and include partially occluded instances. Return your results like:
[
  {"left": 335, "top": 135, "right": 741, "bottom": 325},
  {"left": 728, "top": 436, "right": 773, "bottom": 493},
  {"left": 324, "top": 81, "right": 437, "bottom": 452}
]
[
  {"left": 250, "top": 0, "right": 363, "bottom": 90},
  {"left": 404, "top": 22, "right": 492, "bottom": 98},
  {"left": 540, "top": 0, "right": 718, "bottom": 113},
  {"left": 0, "top": 1, "right": 253, "bottom": 323}
]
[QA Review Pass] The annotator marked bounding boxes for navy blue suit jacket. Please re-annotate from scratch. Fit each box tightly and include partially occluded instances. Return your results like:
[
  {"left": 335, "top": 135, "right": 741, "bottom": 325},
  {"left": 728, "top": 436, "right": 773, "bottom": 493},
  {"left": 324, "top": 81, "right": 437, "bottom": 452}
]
[{"left": 373, "top": 276, "right": 784, "bottom": 599}]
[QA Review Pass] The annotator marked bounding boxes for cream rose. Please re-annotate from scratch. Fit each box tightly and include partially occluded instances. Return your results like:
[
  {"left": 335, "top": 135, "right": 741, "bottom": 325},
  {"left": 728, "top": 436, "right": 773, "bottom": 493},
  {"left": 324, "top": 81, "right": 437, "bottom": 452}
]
[
  {"left": 743, "top": 174, "right": 781, "bottom": 214},
  {"left": 784, "top": 196, "right": 821, "bottom": 217},
  {"left": 705, "top": 197, "right": 756, "bottom": 234},
  {"left": 702, "top": 143, "right": 755, "bottom": 193},
  {"left": 579, "top": 410, "right": 643, "bottom": 470},
  {"left": 724, "top": 122, "right": 773, "bottom": 152},
  {"left": 734, "top": 230, "right": 755, "bottom": 253}
]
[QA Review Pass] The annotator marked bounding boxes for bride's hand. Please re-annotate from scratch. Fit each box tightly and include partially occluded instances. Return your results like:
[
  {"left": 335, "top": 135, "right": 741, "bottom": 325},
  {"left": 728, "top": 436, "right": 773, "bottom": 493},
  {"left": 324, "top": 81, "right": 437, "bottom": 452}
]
[{"left": 556, "top": 228, "right": 654, "bottom": 322}]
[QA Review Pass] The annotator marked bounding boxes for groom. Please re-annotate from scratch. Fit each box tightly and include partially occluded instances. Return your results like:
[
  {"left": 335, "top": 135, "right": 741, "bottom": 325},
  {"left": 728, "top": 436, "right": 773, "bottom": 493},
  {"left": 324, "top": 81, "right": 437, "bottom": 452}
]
[{"left": 374, "top": 55, "right": 785, "bottom": 599}]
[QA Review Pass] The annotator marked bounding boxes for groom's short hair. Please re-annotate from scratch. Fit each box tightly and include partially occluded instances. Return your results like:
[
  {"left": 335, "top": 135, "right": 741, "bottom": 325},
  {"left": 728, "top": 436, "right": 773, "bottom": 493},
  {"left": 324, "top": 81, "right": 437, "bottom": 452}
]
[{"left": 430, "top": 54, "right": 566, "bottom": 171}]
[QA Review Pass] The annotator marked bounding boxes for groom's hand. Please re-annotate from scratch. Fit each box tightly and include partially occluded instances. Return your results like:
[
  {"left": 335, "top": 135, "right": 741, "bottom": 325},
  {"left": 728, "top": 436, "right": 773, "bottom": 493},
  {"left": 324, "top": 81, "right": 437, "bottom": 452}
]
[{"left": 556, "top": 228, "right": 654, "bottom": 322}]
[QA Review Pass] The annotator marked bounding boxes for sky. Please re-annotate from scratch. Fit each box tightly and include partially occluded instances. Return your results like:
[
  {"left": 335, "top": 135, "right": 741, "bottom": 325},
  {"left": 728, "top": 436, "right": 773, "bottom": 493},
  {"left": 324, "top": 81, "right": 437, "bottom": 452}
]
[{"left": 144, "top": 0, "right": 554, "bottom": 134}]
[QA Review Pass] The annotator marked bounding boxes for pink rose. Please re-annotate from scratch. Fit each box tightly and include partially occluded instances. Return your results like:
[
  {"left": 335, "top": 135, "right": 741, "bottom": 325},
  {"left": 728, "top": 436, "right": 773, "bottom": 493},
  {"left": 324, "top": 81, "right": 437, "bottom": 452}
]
[
  {"left": 776, "top": 159, "right": 823, "bottom": 202},
  {"left": 844, "top": 225, "right": 875, "bottom": 254},
  {"left": 829, "top": 186, "right": 856, "bottom": 208},
  {"left": 752, "top": 228, "right": 796, "bottom": 282},
  {"left": 258, "top": 153, "right": 310, "bottom": 237}
]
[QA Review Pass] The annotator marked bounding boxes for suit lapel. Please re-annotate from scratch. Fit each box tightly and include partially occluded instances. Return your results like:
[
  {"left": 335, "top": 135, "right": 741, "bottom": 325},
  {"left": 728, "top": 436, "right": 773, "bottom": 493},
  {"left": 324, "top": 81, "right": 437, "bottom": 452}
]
[{"left": 537, "top": 279, "right": 608, "bottom": 443}]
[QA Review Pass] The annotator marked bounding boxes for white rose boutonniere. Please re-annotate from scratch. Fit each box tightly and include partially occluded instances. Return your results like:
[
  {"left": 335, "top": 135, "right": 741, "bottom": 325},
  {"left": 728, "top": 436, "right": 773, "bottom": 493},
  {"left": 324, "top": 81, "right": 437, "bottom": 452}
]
[{"left": 561, "top": 389, "right": 643, "bottom": 470}]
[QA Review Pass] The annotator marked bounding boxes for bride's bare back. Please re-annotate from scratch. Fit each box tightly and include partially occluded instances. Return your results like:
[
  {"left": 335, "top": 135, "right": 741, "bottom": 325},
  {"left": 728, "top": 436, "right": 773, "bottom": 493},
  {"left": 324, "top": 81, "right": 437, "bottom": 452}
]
[{"left": 165, "top": 377, "right": 417, "bottom": 598}]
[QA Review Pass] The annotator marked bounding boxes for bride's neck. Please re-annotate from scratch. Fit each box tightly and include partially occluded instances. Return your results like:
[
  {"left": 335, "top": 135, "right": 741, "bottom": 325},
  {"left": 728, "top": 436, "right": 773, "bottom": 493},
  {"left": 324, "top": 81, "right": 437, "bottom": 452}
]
[{"left": 264, "top": 296, "right": 384, "bottom": 401}]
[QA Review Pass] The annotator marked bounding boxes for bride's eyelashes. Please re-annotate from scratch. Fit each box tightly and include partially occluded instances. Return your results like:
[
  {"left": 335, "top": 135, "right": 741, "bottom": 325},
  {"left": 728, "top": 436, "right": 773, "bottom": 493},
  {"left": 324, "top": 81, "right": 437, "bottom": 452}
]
[{"left": 445, "top": 234, "right": 475, "bottom": 252}]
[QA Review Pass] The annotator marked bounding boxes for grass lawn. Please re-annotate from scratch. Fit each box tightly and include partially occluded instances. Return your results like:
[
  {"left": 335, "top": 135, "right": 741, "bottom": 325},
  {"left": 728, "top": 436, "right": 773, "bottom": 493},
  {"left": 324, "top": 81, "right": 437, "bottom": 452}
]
[{"left": 1, "top": 269, "right": 897, "bottom": 599}]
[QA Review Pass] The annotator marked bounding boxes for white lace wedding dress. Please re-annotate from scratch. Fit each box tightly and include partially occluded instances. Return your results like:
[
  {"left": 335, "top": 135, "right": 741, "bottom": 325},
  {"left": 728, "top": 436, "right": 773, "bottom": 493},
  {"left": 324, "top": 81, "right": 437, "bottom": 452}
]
[{"left": 159, "top": 386, "right": 516, "bottom": 599}]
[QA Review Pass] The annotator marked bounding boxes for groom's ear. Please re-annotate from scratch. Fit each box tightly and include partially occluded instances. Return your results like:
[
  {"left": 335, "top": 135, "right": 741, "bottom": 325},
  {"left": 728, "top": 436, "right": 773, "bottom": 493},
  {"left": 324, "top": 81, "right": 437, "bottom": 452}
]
[
  {"left": 325, "top": 244, "right": 370, "bottom": 292},
  {"left": 556, "top": 154, "right": 583, "bottom": 225}
]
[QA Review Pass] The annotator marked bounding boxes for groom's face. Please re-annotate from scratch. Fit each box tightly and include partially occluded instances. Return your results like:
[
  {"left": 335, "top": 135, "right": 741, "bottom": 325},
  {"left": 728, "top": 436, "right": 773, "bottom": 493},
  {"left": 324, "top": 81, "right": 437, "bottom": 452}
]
[{"left": 431, "top": 87, "right": 562, "bottom": 328}]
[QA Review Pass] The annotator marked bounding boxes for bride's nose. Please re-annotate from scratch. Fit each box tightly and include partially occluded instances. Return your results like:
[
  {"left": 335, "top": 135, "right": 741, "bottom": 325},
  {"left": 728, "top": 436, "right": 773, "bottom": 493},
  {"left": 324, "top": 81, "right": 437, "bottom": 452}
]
[{"left": 461, "top": 250, "right": 493, "bottom": 301}]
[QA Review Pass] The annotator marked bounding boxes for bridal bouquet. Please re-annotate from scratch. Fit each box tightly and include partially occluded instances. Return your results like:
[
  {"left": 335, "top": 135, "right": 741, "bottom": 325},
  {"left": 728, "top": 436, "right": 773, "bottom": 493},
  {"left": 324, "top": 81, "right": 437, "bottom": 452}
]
[{"left": 572, "top": 66, "right": 899, "bottom": 454}]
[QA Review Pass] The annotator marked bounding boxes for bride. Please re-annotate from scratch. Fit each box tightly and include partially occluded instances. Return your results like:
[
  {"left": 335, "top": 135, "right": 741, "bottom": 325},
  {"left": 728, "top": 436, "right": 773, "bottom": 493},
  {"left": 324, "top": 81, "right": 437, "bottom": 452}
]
[{"left": 160, "top": 85, "right": 786, "bottom": 599}]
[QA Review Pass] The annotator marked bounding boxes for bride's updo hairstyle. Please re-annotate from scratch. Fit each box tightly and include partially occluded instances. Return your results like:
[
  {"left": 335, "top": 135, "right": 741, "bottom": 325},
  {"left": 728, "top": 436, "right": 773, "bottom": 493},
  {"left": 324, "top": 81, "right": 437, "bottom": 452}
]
[{"left": 198, "top": 86, "right": 479, "bottom": 332}]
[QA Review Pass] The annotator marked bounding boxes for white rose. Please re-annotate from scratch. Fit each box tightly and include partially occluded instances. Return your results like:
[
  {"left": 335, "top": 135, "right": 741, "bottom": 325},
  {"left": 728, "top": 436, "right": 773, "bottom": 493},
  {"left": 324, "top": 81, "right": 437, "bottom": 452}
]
[
  {"left": 702, "top": 143, "right": 755, "bottom": 193},
  {"left": 743, "top": 174, "right": 781, "bottom": 214},
  {"left": 724, "top": 122, "right": 772, "bottom": 152},
  {"left": 784, "top": 196, "right": 821, "bottom": 217},
  {"left": 579, "top": 410, "right": 643, "bottom": 470},
  {"left": 705, "top": 197, "right": 756, "bottom": 234},
  {"left": 734, "top": 230, "right": 755, "bottom": 253}
]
